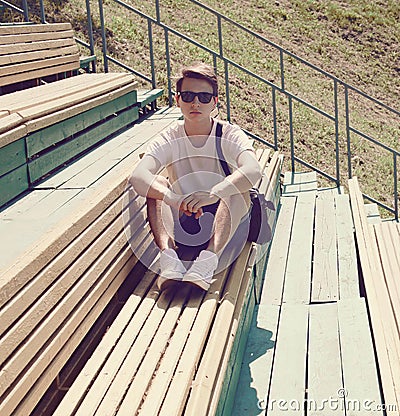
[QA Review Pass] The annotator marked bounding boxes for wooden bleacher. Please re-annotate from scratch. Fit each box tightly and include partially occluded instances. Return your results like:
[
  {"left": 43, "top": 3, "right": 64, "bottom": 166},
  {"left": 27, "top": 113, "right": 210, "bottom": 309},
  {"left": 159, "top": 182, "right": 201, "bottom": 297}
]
[
  {"left": 0, "top": 107, "right": 183, "bottom": 416},
  {"left": 349, "top": 177, "right": 400, "bottom": 415},
  {"left": 231, "top": 172, "right": 396, "bottom": 416},
  {"left": 46, "top": 148, "right": 282, "bottom": 416},
  {"left": 0, "top": 23, "right": 166, "bottom": 208}
]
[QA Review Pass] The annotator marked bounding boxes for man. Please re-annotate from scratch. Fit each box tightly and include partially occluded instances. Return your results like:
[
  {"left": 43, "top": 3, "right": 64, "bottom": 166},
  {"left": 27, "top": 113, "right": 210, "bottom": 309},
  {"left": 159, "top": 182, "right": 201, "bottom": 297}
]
[{"left": 130, "top": 63, "right": 261, "bottom": 291}]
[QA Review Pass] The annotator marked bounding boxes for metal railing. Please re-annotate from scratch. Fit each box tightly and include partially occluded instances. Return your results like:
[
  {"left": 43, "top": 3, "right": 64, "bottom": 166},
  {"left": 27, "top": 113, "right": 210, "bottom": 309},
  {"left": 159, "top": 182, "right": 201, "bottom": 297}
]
[{"left": 1, "top": 0, "right": 399, "bottom": 219}]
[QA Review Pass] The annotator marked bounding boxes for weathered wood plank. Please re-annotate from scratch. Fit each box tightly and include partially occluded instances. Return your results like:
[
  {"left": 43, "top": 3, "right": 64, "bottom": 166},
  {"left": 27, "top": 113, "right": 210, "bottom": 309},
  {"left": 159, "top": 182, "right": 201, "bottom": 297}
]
[
  {"left": 0, "top": 23, "right": 72, "bottom": 36},
  {"left": 338, "top": 298, "right": 384, "bottom": 416},
  {"left": 335, "top": 194, "right": 360, "bottom": 299},
  {"left": 312, "top": 194, "right": 339, "bottom": 302},
  {"left": 232, "top": 304, "right": 280, "bottom": 416},
  {"left": 308, "top": 303, "right": 344, "bottom": 416},
  {"left": 0, "top": 164, "right": 29, "bottom": 207},
  {"left": 283, "top": 171, "right": 317, "bottom": 195},
  {"left": 283, "top": 191, "right": 316, "bottom": 304},
  {"left": 0, "top": 137, "right": 26, "bottom": 176},
  {"left": 260, "top": 195, "right": 296, "bottom": 305},
  {"left": 267, "top": 304, "right": 309, "bottom": 415}
]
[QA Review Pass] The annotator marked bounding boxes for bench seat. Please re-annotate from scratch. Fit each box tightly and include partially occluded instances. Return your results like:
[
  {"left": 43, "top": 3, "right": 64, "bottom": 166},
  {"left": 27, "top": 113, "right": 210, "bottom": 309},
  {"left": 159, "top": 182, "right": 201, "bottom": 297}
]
[
  {"left": 0, "top": 107, "right": 182, "bottom": 416},
  {"left": 48, "top": 148, "right": 282, "bottom": 415},
  {"left": 0, "top": 23, "right": 80, "bottom": 91}
]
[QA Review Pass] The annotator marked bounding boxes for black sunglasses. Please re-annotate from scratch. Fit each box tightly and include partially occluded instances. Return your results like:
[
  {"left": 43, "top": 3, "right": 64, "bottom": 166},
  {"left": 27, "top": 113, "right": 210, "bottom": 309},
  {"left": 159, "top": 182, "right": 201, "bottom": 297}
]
[{"left": 178, "top": 91, "right": 215, "bottom": 104}]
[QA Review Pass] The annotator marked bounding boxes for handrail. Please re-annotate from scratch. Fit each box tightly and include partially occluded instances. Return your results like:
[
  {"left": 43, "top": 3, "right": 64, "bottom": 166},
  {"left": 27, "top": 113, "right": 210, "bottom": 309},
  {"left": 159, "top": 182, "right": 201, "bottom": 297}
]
[{"left": 0, "top": 0, "right": 398, "bottom": 219}]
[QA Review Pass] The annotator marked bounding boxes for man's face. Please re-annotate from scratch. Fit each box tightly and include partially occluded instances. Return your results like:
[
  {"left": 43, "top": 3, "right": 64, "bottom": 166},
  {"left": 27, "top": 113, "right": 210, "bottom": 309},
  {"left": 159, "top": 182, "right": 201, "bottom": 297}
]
[{"left": 176, "top": 77, "right": 217, "bottom": 123}]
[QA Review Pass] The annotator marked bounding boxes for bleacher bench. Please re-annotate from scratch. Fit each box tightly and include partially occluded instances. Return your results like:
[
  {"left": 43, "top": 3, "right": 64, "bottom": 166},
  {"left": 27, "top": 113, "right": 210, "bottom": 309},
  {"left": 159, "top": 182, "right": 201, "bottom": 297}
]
[
  {"left": 0, "top": 107, "right": 182, "bottom": 416},
  {"left": 48, "top": 148, "right": 282, "bottom": 416},
  {"left": 0, "top": 23, "right": 160, "bottom": 208},
  {"left": 349, "top": 177, "right": 400, "bottom": 415}
]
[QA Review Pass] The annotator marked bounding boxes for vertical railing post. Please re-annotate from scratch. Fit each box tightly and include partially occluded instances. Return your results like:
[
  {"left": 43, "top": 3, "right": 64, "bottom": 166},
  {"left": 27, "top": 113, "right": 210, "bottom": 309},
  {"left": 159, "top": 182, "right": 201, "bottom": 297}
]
[
  {"left": 148, "top": 20, "right": 156, "bottom": 88},
  {"left": 98, "top": 0, "right": 109, "bottom": 73},
  {"left": 288, "top": 95, "right": 295, "bottom": 172},
  {"left": 334, "top": 80, "right": 340, "bottom": 187},
  {"left": 164, "top": 28, "right": 172, "bottom": 106},
  {"left": 394, "top": 153, "right": 398, "bottom": 220},
  {"left": 224, "top": 61, "right": 231, "bottom": 122},
  {"left": 39, "top": 0, "right": 46, "bottom": 23},
  {"left": 272, "top": 87, "right": 278, "bottom": 150},
  {"left": 155, "top": 0, "right": 161, "bottom": 23},
  {"left": 86, "top": 0, "right": 96, "bottom": 72},
  {"left": 22, "top": 0, "right": 29, "bottom": 21},
  {"left": 344, "top": 85, "right": 352, "bottom": 179},
  {"left": 217, "top": 15, "right": 223, "bottom": 58},
  {"left": 279, "top": 49, "right": 285, "bottom": 92}
]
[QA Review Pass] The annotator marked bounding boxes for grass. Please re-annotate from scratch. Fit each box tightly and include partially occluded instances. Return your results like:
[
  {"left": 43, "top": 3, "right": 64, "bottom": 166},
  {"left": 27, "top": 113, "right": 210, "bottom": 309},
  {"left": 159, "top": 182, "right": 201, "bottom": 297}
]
[{"left": 1, "top": 0, "right": 399, "bottom": 216}]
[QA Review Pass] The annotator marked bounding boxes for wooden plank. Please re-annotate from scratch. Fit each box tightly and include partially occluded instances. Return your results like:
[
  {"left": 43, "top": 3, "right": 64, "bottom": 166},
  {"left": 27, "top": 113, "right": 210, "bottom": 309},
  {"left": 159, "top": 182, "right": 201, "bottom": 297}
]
[
  {"left": 0, "top": 29, "right": 75, "bottom": 46},
  {"left": 26, "top": 89, "right": 137, "bottom": 156},
  {"left": 157, "top": 261, "right": 235, "bottom": 416},
  {"left": 348, "top": 177, "right": 400, "bottom": 414},
  {"left": 0, "top": 226, "right": 130, "bottom": 397},
  {"left": 19, "top": 74, "right": 135, "bottom": 122},
  {"left": 0, "top": 198, "right": 129, "bottom": 359},
  {"left": 338, "top": 298, "right": 384, "bottom": 416},
  {"left": 0, "top": 45, "right": 79, "bottom": 66},
  {"left": 283, "top": 191, "right": 316, "bottom": 304},
  {"left": 373, "top": 222, "right": 400, "bottom": 335},
  {"left": 211, "top": 256, "right": 257, "bottom": 415},
  {"left": 0, "top": 124, "right": 27, "bottom": 149},
  {"left": 311, "top": 193, "right": 339, "bottom": 302},
  {"left": 267, "top": 304, "right": 309, "bottom": 415},
  {"left": 0, "top": 38, "right": 76, "bottom": 56},
  {"left": 0, "top": 53, "right": 79, "bottom": 77},
  {"left": 28, "top": 106, "right": 139, "bottom": 183},
  {"left": 25, "top": 80, "right": 138, "bottom": 134},
  {"left": 0, "top": 61, "right": 79, "bottom": 87},
  {"left": 232, "top": 303, "right": 280, "bottom": 415},
  {"left": 0, "top": 191, "right": 140, "bottom": 337},
  {"left": 308, "top": 303, "right": 344, "bottom": 416},
  {"left": 0, "top": 112, "right": 24, "bottom": 134},
  {"left": 335, "top": 194, "right": 360, "bottom": 299},
  {"left": 283, "top": 171, "right": 317, "bottom": 195},
  {"left": 0, "top": 23, "right": 72, "bottom": 36},
  {"left": 260, "top": 196, "right": 296, "bottom": 305},
  {"left": 52, "top": 268, "right": 157, "bottom": 416},
  {"left": 0, "top": 137, "right": 26, "bottom": 176},
  {"left": 3, "top": 246, "right": 138, "bottom": 416},
  {"left": 365, "top": 203, "right": 381, "bottom": 224},
  {"left": 184, "top": 246, "right": 251, "bottom": 414},
  {"left": 114, "top": 287, "right": 191, "bottom": 415},
  {"left": 0, "top": 164, "right": 29, "bottom": 207},
  {"left": 1, "top": 73, "right": 126, "bottom": 111}
]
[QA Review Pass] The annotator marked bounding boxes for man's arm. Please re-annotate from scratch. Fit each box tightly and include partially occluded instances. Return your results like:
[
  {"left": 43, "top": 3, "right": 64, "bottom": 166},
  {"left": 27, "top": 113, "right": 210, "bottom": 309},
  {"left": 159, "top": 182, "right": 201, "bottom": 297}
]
[
  {"left": 129, "top": 155, "right": 182, "bottom": 209},
  {"left": 181, "top": 150, "right": 262, "bottom": 213}
]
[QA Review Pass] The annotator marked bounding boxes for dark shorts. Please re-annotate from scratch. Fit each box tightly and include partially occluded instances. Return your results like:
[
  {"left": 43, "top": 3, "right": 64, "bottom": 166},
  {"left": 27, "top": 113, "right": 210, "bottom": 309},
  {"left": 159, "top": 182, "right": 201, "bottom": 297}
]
[{"left": 174, "top": 201, "right": 220, "bottom": 260}]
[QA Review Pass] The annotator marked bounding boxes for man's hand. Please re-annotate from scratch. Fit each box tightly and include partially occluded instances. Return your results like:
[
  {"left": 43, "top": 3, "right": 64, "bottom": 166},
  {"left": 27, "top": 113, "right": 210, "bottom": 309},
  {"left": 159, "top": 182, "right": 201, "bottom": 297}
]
[
  {"left": 163, "top": 189, "right": 203, "bottom": 219},
  {"left": 181, "top": 191, "right": 220, "bottom": 217}
]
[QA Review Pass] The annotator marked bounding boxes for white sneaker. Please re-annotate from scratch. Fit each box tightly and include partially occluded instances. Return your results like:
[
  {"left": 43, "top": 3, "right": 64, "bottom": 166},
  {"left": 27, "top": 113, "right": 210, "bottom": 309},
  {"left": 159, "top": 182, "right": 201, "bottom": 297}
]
[
  {"left": 157, "top": 249, "right": 187, "bottom": 291},
  {"left": 183, "top": 250, "right": 218, "bottom": 291}
]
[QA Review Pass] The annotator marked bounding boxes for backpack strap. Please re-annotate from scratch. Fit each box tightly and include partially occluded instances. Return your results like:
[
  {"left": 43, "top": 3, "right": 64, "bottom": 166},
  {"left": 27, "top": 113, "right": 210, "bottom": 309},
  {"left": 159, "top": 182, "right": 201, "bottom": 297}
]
[{"left": 215, "top": 122, "right": 231, "bottom": 177}]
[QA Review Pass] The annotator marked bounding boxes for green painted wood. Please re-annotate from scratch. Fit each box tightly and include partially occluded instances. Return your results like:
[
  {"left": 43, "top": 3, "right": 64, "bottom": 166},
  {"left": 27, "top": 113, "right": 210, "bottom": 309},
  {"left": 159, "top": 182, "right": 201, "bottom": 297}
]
[
  {"left": 282, "top": 191, "right": 316, "bottom": 304},
  {"left": 338, "top": 298, "right": 384, "bottom": 415},
  {"left": 283, "top": 171, "right": 317, "bottom": 195},
  {"left": 26, "top": 91, "right": 138, "bottom": 157},
  {"left": 28, "top": 106, "right": 139, "bottom": 183},
  {"left": 216, "top": 269, "right": 257, "bottom": 416},
  {"left": 268, "top": 303, "right": 309, "bottom": 415},
  {"left": 0, "top": 165, "right": 29, "bottom": 207},
  {"left": 231, "top": 303, "right": 280, "bottom": 415},
  {"left": 137, "top": 89, "right": 163, "bottom": 108},
  {"left": 308, "top": 303, "right": 344, "bottom": 416},
  {"left": 335, "top": 194, "right": 360, "bottom": 299},
  {"left": 0, "top": 138, "right": 26, "bottom": 177}
]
